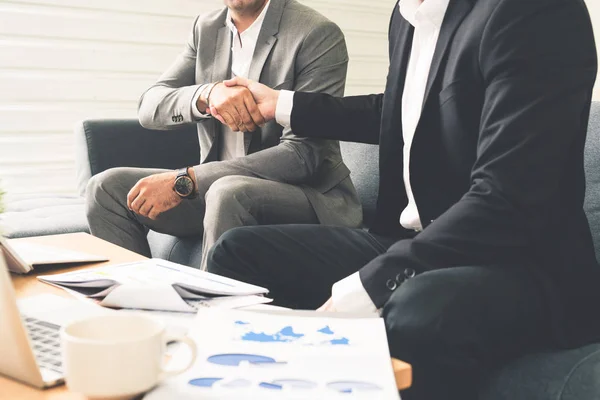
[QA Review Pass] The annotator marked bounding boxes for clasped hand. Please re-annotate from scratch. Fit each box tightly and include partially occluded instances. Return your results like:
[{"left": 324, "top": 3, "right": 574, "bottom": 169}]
[{"left": 207, "top": 77, "right": 279, "bottom": 132}]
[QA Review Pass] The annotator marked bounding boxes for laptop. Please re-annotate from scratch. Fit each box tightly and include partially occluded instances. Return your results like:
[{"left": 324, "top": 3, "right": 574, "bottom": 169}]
[
  {"left": 0, "top": 236, "right": 108, "bottom": 274},
  {"left": 0, "top": 248, "right": 110, "bottom": 388}
]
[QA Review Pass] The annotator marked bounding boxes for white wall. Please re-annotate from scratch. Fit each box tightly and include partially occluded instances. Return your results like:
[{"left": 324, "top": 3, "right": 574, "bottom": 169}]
[
  {"left": 586, "top": 0, "right": 600, "bottom": 100},
  {"left": 0, "top": 0, "right": 391, "bottom": 198},
  {"left": 1, "top": 1, "right": 598, "bottom": 199}
]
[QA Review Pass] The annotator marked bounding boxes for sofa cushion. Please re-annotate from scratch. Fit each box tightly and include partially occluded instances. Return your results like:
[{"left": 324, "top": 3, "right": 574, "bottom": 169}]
[
  {"left": 340, "top": 141, "right": 380, "bottom": 226},
  {"left": 75, "top": 120, "right": 200, "bottom": 196},
  {"left": 147, "top": 231, "right": 204, "bottom": 267},
  {"left": 0, "top": 195, "right": 88, "bottom": 238},
  {"left": 480, "top": 343, "right": 600, "bottom": 400},
  {"left": 584, "top": 102, "right": 600, "bottom": 263}
]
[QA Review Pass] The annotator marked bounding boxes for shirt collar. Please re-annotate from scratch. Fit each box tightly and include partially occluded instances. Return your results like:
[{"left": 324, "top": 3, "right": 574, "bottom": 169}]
[
  {"left": 226, "top": 0, "right": 271, "bottom": 37},
  {"left": 399, "top": 0, "right": 450, "bottom": 29}
]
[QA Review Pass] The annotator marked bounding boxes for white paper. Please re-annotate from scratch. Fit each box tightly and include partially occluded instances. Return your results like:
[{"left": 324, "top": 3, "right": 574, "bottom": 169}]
[
  {"left": 115, "top": 309, "right": 197, "bottom": 338},
  {"left": 38, "top": 259, "right": 270, "bottom": 312},
  {"left": 100, "top": 284, "right": 195, "bottom": 312},
  {"left": 7, "top": 240, "right": 107, "bottom": 265},
  {"left": 144, "top": 309, "right": 400, "bottom": 400},
  {"left": 188, "top": 295, "right": 273, "bottom": 310},
  {"left": 40, "top": 259, "right": 267, "bottom": 295}
]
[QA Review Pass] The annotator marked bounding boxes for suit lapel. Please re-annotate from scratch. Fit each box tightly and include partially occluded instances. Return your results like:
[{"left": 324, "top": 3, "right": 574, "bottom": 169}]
[
  {"left": 382, "top": 10, "right": 413, "bottom": 149},
  {"left": 211, "top": 25, "right": 233, "bottom": 83},
  {"left": 421, "top": 0, "right": 473, "bottom": 108},
  {"left": 202, "top": 22, "right": 232, "bottom": 163},
  {"left": 244, "top": 0, "right": 285, "bottom": 154},
  {"left": 247, "top": 0, "right": 283, "bottom": 82}
]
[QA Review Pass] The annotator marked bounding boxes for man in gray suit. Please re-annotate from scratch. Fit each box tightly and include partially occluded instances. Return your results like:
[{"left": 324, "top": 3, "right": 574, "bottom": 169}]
[{"left": 86, "top": 0, "right": 361, "bottom": 268}]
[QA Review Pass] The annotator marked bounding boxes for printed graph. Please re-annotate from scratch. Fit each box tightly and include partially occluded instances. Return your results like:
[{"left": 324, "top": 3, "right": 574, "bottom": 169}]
[
  {"left": 207, "top": 353, "right": 286, "bottom": 366},
  {"left": 234, "top": 321, "right": 351, "bottom": 346}
]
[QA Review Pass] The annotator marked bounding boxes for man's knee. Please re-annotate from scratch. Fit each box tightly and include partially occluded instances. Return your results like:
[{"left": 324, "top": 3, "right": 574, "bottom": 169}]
[
  {"left": 382, "top": 268, "right": 487, "bottom": 360},
  {"left": 85, "top": 168, "right": 133, "bottom": 218},
  {"left": 206, "top": 226, "right": 258, "bottom": 272},
  {"left": 205, "top": 176, "right": 258, "bottom": 213}
]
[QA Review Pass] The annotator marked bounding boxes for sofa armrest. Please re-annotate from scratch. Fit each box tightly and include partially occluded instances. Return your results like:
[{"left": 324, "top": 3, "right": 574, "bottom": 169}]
[{"left": 74, "top": 119, "right": 200, "bottom": 196}]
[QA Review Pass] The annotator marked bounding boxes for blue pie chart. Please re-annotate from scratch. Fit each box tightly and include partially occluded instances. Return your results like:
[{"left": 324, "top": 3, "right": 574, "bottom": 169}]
[
  {"left": 327, "top": 381, "right": 382, "bottom": 393},
  {"left": 260, "top": 379, "right": 318, "bottom": 390},
  {"left": 207, "top": 353, "right": 285, "bottom": 366},
  {"left": 189, "top": 377, "right": 223, "bottom": 387},
  {"left": 259, "top": 382, "right": 284, "bottom": 390},
  {"left": 188, "top": 377, "right": 251, "bottom": 388}
]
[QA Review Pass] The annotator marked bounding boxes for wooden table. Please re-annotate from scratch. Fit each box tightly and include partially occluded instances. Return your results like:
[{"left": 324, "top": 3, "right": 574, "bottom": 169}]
[{"left": 1, "top": 233, "right": 412, "bottom": 399}]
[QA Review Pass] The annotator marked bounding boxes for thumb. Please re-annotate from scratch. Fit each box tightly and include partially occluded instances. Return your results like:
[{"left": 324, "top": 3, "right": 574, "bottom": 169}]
[{"left": 223, "top": 76, "right": 250, "bottom": 88}]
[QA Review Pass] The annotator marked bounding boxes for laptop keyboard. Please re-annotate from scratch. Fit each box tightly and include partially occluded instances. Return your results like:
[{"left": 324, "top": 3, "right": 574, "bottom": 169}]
[{"left": 22, "top": 315, "right": 63, "bottom": 374}]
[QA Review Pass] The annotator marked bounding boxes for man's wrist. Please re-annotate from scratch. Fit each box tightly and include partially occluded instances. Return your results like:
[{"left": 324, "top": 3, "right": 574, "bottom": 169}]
[
  {"left": 203, "top": 82, "right": 220, "bottom": 108},
  {"left": 187, "top": 167, "right": 198, "bottom": 197},
  {"left": 187, "top": 167, "right": 196, "bottom": 184},
  {"left": 173, "top": 167, "right": 198, "bottom": 199},
  {"left": 192, "top": 85, "right": 210, "bottom": 118},
  {"left": 195, "top": 83, "right": 219, "bottom": 114}
]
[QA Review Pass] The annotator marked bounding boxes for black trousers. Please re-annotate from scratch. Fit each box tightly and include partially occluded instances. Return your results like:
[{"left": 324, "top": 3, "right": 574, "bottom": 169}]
[{"left": 207, "top": 225, "right": 551, "bottom": 400}]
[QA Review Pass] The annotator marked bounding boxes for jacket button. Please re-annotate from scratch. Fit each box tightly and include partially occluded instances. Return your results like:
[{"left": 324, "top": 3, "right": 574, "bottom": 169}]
[
  {"left": 386, "top": 279, "right": 397, "bottom": 291},
  {"left": 404, "top": 268, "right": 416, "bottom": 279},
  {"left": 395, "top": 273, "right": 404, "bottom": 284}
]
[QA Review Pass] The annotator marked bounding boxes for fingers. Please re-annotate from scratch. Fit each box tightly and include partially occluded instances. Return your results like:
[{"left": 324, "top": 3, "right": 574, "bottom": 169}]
[
  {"left": 218, "top": 109, "right": 243, "bottom": 132},
  {"left": 210, "top": 82, "right": 263, "bottom": 131},
  {"left": 211, "top": 107, "right": 227, "bottom": 125},
  {"left": 128, "top": 180, "right": 153, "bottom": 217},
  {"left": 127, "top": 184, "right": 141, "bottom": 210},
  {"left": 223, "top": 91, "right": 264, "bottom": 131},
  {"left": 129, "top": 196, "right": 146, "bottom": 215},
  {"left": 148, "top": 207, "right": 162, "bottom": 220},
  {"left": 222, "top": 77, "right": 239, "bottom": 87},
  {"left": 138, "top": 204, "right": 153, "bottom": 218},
  {"left": 215, "top": 104, "right": 254, "bottom": 132},
  {"left": 223, "top": 76, "right": 250, "bottom": 88},
  {"left": 317, "top": 297, "right": 333, "bottom": 312},
  {"left": 233, "top": 102, "right": 257, "bottom": 132},
  {"left": 244, "top": 92, "right": 266, "bottom": 127}
]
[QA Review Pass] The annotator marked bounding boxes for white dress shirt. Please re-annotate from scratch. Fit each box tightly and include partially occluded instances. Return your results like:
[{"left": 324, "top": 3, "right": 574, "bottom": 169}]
[
  {"left": 192, "top": 1, "right": 271, "bottom": 160},
  {"left": 275, "top": 0, "right": 450, "bottom": 313}
]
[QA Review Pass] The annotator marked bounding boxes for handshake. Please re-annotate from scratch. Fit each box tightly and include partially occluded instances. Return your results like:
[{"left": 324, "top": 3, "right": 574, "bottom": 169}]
[{"left": 201, "top": 77, "right": 280, "bottom": 133}]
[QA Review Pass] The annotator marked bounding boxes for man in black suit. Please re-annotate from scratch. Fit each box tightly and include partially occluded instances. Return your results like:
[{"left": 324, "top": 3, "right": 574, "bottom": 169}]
[{"left": 205, "top": 0, "right": 600, "bottom": 398}]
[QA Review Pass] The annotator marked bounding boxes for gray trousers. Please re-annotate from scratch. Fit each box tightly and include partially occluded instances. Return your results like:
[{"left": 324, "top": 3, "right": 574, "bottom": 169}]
[{"left": 85, "top": 167, "right": 318, "bottom": 269}]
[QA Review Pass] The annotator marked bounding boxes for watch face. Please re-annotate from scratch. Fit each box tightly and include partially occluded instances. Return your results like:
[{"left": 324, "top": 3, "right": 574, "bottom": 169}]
[{"left": 174, "top": 176, "right": 194, "bottom": 197}]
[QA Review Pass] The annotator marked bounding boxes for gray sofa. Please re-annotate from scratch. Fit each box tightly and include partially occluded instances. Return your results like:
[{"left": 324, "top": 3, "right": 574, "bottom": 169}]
[{"left": 1, "top": 103, "right": 599, "bottom": 399}]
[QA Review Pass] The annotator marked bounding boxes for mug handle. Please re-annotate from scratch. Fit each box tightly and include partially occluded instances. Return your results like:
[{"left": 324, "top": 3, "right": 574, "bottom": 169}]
[{"left": 160, "top": 334, "right": 198, "bottom": 379}]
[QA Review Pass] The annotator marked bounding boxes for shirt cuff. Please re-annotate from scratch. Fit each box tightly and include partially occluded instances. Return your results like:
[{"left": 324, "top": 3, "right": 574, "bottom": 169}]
[
  {"left": 275, "top": 90, "right": 294, "bottom": 128},
  {"left": 191, "top": 84, "right": 211, "bottom": 119},
  {"left": 331, "top": 272, "right": 379, "bottom": 316}
]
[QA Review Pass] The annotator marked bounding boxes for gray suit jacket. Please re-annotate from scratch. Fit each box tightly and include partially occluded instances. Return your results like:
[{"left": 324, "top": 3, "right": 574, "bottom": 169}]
[{"left": 137, "top": 0, "right": 361, "bottom": 227}]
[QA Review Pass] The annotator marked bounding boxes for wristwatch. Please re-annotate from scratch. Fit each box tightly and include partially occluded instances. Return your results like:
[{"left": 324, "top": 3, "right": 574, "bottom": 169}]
[{"left": 173, "top": 167, "right": 197, "bottom": 199}]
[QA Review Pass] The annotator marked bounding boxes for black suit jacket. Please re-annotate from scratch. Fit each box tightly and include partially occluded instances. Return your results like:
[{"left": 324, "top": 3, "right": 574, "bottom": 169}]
[{"left": 290, "top": 0, "right": 600, "bottom": 345}]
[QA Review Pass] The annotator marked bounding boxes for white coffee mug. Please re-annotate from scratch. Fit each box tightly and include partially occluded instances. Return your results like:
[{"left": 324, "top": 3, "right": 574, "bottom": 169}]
[{"left": 61, "top": 313, "right": 197, "bottom": 400}]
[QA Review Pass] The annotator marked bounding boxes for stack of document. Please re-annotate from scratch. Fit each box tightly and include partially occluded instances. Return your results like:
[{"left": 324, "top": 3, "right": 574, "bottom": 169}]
[
  {"left": 38, "top": 259, "right": 271, "bottom": 312},
  {"left": 145, "top": 308, "right": 400, "bottom": 399}
]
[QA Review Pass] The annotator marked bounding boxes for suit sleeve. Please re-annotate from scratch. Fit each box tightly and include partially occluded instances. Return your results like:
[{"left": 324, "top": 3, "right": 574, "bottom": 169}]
[
  {"left": 286, "top": 1, "right": 402, "bottom": 145},
  {"left": 192, "top": 20, "right": 353, "bottom": 191},
  {"left": 359, "top": 0, "right": 598, "bottom": 307},
  {"left": 290, "top": 92, "right": 384, "bottom": 144},
  {"left": 137, "top": 16, "right": 205, "bottom": 130}
]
